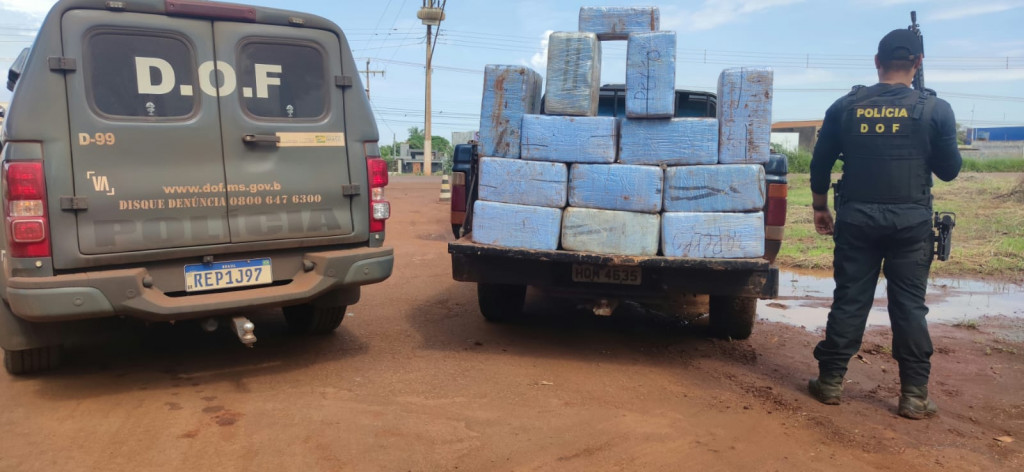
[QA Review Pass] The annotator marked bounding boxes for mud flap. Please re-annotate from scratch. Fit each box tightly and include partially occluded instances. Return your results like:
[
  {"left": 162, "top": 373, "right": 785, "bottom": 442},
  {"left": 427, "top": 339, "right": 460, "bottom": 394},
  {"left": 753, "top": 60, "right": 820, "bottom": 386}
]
[{"left": 0, "top": 301, "right": 62, "bottom": 351}]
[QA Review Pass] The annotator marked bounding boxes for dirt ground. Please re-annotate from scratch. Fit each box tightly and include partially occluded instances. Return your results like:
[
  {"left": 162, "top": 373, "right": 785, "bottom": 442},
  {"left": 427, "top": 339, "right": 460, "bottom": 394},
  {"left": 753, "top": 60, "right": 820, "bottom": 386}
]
[{"left": 0, "top": 176, "right": 1021, "bottom": 471}]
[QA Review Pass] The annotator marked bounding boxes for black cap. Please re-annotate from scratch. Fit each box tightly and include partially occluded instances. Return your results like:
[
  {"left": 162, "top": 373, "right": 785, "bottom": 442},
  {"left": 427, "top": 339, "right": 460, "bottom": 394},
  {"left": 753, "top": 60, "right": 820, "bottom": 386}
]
[{"left": 878, "top": 29, "right": 922, "bottom": 61}]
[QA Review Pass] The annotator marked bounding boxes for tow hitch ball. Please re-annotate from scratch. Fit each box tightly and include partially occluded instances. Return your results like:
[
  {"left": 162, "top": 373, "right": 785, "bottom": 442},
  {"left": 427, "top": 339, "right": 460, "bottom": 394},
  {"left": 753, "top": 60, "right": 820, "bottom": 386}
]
[
  {"left": 230, "top": 316, "right": 257, "bottom": 347},
  {"left": 593, "top": 299, "right": 618, "bottom": 317}
]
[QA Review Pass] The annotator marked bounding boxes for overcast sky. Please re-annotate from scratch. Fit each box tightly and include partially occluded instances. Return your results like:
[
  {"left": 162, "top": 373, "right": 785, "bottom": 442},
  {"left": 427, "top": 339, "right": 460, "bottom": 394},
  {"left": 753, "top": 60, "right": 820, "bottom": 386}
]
[{"left": 2, "top": 0, "right": 1022, "bottom": 143}]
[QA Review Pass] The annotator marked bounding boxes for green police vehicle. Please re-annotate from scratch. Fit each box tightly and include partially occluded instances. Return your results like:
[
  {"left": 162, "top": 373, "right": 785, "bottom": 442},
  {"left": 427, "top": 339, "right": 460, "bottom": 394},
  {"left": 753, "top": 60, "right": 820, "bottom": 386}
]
[{"left": 0, "top": 0, "right": 394, "bottom": 374}]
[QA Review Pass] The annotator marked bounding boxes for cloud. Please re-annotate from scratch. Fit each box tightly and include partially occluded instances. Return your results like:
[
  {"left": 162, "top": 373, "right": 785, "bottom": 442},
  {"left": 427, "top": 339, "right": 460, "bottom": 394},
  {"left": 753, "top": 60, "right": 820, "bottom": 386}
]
[
  {"left": 774, "top": 68, "right": 847, "bottom": 88},
  {"left": 526, "top": 30, "right": 553, "bottom": 72},
  {"left": 0, "top": 0, "right": 54, "bottom": 16},
  {"left": 945, "top": 39, "right": 1024, "bottom": 57},
  {"left": 929, "top": 1, "right": 1024, "bottom": 21},
  {"left": 859, "top": 0, "right": 920, "bottom": 5},
  {"left": 927, "top": 69, "right": 1024, "bottom": 84},
  {"left": 664, "top": 0, "right": 806, "bottom": 32}
]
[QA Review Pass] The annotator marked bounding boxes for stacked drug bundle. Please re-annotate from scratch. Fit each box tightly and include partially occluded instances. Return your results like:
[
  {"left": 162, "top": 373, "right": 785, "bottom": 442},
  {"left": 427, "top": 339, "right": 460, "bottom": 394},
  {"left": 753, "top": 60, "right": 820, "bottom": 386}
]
[
  {"left": 473, "top": 6, "right": 774, "bottom": 259},
  {"left": 658, "top": 66, "right": 773, "bottom": 258},
  {"left": 523, "top": 7, "right": 662, "bottom": 257},
  {"left": 472, "top": 65, "right": 561, "bottom": 251}
]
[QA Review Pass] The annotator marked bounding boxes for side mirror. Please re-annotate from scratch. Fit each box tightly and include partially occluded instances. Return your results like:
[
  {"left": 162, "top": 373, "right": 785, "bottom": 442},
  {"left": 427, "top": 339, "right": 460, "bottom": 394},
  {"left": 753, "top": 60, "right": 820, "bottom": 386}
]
[
  {"left": 0, "top": 105, "right": 6, "bottom": 118},
  {"left": 7, "top": 48, "right": 30, "bottom": 92}
]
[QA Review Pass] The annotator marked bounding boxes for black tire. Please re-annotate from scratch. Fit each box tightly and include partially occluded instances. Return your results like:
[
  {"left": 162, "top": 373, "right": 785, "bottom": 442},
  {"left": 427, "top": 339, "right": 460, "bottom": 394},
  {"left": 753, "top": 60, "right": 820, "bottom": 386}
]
[
  {"left": 708, "top": 295, "right": 757, "bottom": 340},
  {"left": 477, "top": 283, "right": 526, "bottom": 323},
  {"left": 283, "top": 304, "right": 347, "bottom": 335},
  {"left": 452, "top": 224, "right": 462, "bottom": 239},
  {"left": 4, "top": 345, "right": 63, "bottom": 375}
]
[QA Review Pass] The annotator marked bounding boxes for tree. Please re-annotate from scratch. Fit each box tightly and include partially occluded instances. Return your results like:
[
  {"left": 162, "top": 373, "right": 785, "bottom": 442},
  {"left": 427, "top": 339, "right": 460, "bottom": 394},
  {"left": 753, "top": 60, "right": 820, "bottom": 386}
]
[
  {"left": 407, "top": 127, "right": 425, "bottom": 149},
  {"left": 956, "top": 122, "right": 967, "bottom": 145},
  {"left": 429, "top": 135, "right": 453, "bottom": 158},
  {"left": 406, "top": 126, "right": 452, "bottom": 157}
]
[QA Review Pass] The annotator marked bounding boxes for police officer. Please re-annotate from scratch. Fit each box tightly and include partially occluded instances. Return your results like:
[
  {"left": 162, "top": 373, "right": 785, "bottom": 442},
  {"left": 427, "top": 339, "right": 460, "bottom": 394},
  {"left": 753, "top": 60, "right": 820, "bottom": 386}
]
[{"left": 807, "top": 28, "right": 962, "bottom": 419}]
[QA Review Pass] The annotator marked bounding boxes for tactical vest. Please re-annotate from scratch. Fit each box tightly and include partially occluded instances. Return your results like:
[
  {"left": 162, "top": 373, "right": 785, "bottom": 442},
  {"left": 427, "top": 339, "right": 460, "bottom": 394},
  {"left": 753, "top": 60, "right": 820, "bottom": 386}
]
[{"left": 838, "top": 84, "right": 936, "bottom": 205}]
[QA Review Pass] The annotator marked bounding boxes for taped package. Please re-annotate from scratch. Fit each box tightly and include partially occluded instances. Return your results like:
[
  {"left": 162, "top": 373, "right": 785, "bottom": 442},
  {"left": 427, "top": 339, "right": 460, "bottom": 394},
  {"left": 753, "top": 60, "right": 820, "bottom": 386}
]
[
  {"left": 478, "top": 65, "right": 543, "bottom": 158},
  {"left": 578, "top": 6, "right": 660, "bottom": 40},
  {"left": 717, "top": 67, "right": 774, "bottom": 164},
  {"left": 562, "top": 207, "right": 660, "bottom": 256},
  {"left": 545, "top": 32, "right": 601, "bottom": 116},
  {"left": 663, "top": 165, "right": 766, "bottom": 212},
  {"left": 479, "top": 157, "right": 568, "bottom": 208},
  {"left": 626, "top": 31, "right": 676, "bottom": 118},
  {"left": 472, "top": 201, "right": 562, "bottom": 251}
]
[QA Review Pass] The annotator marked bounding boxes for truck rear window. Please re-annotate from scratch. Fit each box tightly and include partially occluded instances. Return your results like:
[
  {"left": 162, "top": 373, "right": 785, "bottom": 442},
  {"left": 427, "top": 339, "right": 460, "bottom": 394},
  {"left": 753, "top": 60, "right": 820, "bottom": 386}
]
[
  {"left": 86, "top": 32, "right": 197, "bottom": 119},
  {"left": 237, "top": 42, "right": 327, "bottom": 119}
]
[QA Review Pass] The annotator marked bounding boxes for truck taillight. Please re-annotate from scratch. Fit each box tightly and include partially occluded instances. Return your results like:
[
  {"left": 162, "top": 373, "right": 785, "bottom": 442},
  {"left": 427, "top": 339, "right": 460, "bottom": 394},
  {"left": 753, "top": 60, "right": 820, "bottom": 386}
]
[
  {"left": 4, "top": 161, "right": 51, "bottom": 257},
  {"left": 450, "top": 172, "right": 467, "bottom": 213},
  {"left": 764, "top": 182, "right": 788, "bottom": 228},
  {"left": 365, "top": 141, "right": 390, "bottom": 233}
]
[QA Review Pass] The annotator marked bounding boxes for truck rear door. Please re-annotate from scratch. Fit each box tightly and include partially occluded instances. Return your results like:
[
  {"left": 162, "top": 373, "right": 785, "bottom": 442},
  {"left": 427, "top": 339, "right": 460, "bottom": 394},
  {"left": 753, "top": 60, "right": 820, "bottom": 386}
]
[
  {"left": 62, "top": 11, "right": 231, "bottom": 254},
  {"left": 212, "top": 23, "right": 354, "bottom": 243}
]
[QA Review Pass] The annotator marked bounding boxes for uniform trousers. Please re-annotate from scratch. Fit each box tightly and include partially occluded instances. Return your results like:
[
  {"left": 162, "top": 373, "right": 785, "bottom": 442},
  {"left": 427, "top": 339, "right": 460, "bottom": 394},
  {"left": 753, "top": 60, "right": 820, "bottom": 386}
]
[{"left": 813, "top": 215, "right": 934, "bottom": 386}]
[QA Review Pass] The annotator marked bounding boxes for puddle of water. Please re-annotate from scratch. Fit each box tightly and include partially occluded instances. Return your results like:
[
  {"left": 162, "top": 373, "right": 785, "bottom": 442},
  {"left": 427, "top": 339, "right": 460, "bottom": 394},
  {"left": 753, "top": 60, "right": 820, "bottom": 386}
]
[{"left": 759, "top": 270, "right": 1024, "bottom": 331}]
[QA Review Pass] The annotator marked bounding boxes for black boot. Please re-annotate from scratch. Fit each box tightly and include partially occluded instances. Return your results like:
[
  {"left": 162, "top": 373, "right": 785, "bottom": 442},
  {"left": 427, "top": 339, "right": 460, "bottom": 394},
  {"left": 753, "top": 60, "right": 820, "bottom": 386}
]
[
  {"left": 898, "top": 385, "right": 938, "bottom": 419},
  {"left": 808, "top": 374, "right": 844, "bottom": 405}
]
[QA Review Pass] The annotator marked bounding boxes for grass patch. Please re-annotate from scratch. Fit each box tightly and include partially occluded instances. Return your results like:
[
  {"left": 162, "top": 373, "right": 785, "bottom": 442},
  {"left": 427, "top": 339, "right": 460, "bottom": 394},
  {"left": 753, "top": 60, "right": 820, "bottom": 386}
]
[
  {"left": 781, "top": 150, "right": 1023, "bottom": 174},
  {"left": 779, "top": 173, "right": 1024, "bottom": 282},
  {"left": 783, "top": 149, "right": 841, "bottom": 174},
  {"left": 992, "top": 345, "right": 1020, "bottom": 355},
  {"left": 953, "top": 317, "right": 980, "bottom": 329},
  {"left": 961, "top": 158, "right": 1024, "bottom": 173}
]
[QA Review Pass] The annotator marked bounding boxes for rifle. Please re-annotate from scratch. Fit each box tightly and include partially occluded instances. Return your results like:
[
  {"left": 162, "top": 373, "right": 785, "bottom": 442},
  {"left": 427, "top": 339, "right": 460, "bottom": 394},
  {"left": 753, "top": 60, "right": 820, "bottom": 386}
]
[
  {"left": 908, "top": 11, "right": 925, "bottom": 91},
  {"left": 933, "top": 212, "right": 956, "bottom": 261}
]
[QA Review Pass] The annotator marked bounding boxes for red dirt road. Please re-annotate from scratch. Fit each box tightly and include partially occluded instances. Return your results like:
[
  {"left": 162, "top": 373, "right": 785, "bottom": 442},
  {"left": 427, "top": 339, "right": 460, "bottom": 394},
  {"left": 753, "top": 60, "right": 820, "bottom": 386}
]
[{"left": 0, "top": 176, "right": 1021, "bottom": 471}]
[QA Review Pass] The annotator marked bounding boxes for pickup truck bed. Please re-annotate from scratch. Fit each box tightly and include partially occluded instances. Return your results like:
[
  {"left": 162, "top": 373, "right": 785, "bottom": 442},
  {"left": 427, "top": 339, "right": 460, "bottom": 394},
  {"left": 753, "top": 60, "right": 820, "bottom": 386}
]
[
  {"left": 449, "top": 237, "right": 777, "bottom": 300},
  {"left": 448, "top": 86, "right": 785, "bottom": 340}
]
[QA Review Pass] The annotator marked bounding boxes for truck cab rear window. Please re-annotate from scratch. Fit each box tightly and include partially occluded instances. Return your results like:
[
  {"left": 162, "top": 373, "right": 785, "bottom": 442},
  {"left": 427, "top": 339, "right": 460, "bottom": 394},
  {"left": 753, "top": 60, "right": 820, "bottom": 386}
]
[
  {"left": 87, "top": 32, "right": 197, "bottom": 119},
  {"left": 237, "top": 42, "right": 326, "bottom": 119}
]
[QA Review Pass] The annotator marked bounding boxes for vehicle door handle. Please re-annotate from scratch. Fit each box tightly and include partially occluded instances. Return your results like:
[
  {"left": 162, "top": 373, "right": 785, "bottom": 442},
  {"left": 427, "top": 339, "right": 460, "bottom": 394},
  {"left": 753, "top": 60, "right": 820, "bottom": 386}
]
[{"left": 242, "top": 134, "right": 281, "bottom": 144}]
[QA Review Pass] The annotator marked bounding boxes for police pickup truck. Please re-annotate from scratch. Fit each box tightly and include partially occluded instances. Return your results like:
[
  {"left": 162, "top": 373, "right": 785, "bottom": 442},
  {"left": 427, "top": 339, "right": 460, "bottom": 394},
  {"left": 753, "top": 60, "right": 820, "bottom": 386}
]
[
  {"left": 449, "top": 85, "right": 788, "bottom": 339},
  {"left": 0, "top": 0, "right": 393, "bottom": 374}
]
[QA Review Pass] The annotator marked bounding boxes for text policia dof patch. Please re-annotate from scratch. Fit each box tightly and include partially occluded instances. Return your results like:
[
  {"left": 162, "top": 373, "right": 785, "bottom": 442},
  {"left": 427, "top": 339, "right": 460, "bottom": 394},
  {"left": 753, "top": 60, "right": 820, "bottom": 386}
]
[{"left": 852, "top": 106, "right": 911, "bottom": 135}]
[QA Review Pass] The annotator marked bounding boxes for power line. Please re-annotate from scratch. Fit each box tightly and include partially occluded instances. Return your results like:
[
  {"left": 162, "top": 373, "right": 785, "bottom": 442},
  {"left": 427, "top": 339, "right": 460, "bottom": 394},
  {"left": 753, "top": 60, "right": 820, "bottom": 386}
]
[{"left": 381, "top": 0, "right": 411, "bottom": 66}]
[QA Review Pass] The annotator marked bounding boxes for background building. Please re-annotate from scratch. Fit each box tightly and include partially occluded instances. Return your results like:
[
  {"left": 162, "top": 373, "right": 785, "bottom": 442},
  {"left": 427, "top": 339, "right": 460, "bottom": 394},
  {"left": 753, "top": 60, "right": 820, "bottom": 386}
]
[
  {"left": 964, "top": 126, "right": 1024, "bottom": 160},
  {"left": 771, "top": 120, "right": 823, "bottom": 152},
  {"left": 396, "top": 142, "right": 441, "bottom": 174},
  {"left": 451, "top": 131, "right": 477, "bottom": 146}
]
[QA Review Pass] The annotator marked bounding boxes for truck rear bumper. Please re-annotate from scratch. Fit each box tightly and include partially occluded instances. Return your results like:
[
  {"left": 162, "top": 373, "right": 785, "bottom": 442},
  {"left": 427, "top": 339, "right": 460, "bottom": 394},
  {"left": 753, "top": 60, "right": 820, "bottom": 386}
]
[
  {"left": 5, "top": 247, "right": 393, "bottom": 322},
  {"left": 449, "top": 239, "right": 777, "bottom": 299}
]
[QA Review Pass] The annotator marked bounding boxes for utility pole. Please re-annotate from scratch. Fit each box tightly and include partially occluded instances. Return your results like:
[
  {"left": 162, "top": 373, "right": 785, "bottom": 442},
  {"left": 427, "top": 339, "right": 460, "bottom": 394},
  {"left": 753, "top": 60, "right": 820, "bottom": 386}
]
[
  {"left": 417, "top": 1, "right": 445, "bottom": 176},
  {"left": 360, "top": 59, "right": 385, "bottom": 100}
]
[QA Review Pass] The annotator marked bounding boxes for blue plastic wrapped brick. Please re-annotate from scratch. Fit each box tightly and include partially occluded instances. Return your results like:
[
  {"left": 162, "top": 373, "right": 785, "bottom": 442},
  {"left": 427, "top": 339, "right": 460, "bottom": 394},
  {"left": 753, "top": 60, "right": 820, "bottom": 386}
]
[
  {"left": 545, "top": 32, "right": 601, "bottom": 116},
  {"left": 718, "top": 67, "right": 773, "bottom": 164},
  {"left": 664, "top": 165, "right": 765, "bottom": 212},
  {"left": 618, "top": 118, "right": 718, "bottom": 165},
  {"left": 479, "top": 65, "right": 543, "bottom": 158},
  {"left": 662, "top": 212, "right": 765, "bottom": 258},
  {"left": 562, "top": 208, "right": 660, "bottom": 256},
  {"left": 569, "top": 163, "right": 663, "bottom": 213},
  {"left": 479, "top": 157, "right": 568, "bottom": 208},
  {"left": 578, "top": 6, "right": 660, "bottom": 40},
  {"left": 626, "top": 31, "right": 676, "bottom": 118},
  {"left": 521, "top": 114, "right": 618, "bottom": 163},
  {"left": 472, "top": 201, "right": 562, "bottom": 251}
]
